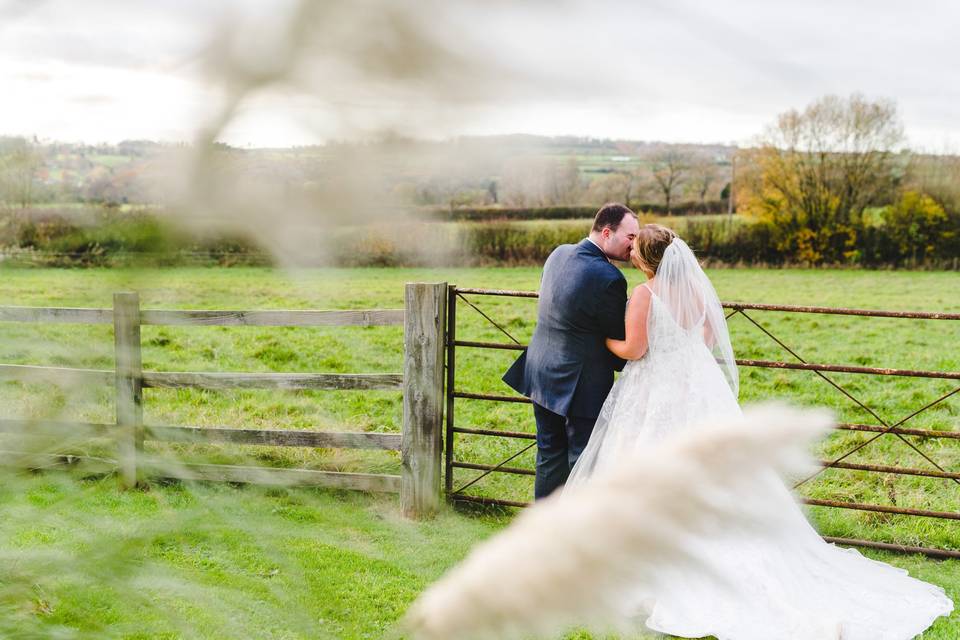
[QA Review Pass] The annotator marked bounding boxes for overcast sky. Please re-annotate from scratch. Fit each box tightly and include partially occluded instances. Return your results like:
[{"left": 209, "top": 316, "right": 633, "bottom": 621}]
[{"left": 1, "top": 0, "right": 957, "bottom": 149}]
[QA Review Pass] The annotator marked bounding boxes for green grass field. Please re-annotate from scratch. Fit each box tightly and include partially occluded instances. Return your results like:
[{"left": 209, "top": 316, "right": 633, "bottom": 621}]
[{"left": 0, "top": 266, "right": 958, "bottom": 638}]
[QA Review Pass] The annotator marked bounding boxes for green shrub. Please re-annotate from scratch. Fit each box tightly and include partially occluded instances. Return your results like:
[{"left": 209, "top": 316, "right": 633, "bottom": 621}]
[
  {"left": 883, "top": 191, "right": 950, "bottom": 265},
  {"left": 0, "top": 207, "right": 271, "bottom": 267}
]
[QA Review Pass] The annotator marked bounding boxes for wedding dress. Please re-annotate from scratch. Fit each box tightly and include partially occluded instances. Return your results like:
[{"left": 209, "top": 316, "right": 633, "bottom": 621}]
[{"left": 566, "top": 238, "right": 953, "bottom": 640}]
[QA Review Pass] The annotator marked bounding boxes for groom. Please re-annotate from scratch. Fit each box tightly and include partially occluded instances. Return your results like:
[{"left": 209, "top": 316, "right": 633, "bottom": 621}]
[{"left": 503, "top": 203, "right": 639, "bottom": 499}]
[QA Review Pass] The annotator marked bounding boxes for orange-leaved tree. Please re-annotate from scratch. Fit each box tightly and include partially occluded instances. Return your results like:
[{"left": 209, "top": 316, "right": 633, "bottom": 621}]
[{"left": 737, "top": 94, "right": 906, "bottom": 264}]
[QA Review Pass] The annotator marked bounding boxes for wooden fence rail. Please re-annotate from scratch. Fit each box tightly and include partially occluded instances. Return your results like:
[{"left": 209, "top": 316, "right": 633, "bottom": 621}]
[{"left": 0, "top": 283, "right": 447, "bottom": 518}]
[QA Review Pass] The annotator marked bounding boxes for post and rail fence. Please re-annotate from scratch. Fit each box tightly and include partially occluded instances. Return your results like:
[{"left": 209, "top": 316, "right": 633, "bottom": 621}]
[
  {"left": 3, "top": 281, "right": 959, "bottom": 555},
  {"left": 0, "top": 283, "right": 447, "bottom": 519}
]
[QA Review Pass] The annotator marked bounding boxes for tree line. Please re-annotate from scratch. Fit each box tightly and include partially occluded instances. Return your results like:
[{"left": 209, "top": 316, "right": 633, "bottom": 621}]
[
  {"left": 1, "top": 95, "right": 959, "bottom": 267},
  {"left": 397, "top": 147, "right": 730, "bottom": 214},
  {"left": 0, "top": 135, "right": 732, "bottom": 214},
  {"left": 733, "top": 94, "right": 960, "bottom": 266}
]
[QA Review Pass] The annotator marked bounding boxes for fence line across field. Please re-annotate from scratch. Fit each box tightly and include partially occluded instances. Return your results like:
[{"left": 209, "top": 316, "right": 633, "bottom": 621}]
[
  {"left": 0, "top": 284, "right": 447, "bottom": 519},
  {"left": 3, "top": 283, "right": 958, "bottom": 555},
  {"left": 444, "top": 285, "right": 960, "bottom": 559}
]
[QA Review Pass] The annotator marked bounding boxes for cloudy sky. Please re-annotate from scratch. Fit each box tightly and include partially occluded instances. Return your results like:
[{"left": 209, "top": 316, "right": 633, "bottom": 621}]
[{"left": 1, "top": 0, "right": 957, "bottom": 149}]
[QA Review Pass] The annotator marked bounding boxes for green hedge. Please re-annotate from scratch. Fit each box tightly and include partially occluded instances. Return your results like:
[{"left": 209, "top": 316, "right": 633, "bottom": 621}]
[
  {"left": 0, "top": 208, "right": 269, "bottom": 267},
  {"left": 2, "top": 207, "right": 957, "bottom": 269},
  {"left": 428, "top": 201, "right": 727, "bottom": 221}
]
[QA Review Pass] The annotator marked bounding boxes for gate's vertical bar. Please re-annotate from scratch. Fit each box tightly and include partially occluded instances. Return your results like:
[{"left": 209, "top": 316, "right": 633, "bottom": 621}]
[
  {"left": 402, "top": 282, "right": 447, "bottom": 518},
  {"left": 444, "top": 284, "right": 457, "bottom": 495},
  {"left": 114, "top": 292, "right": 143, "bottom": 488}
]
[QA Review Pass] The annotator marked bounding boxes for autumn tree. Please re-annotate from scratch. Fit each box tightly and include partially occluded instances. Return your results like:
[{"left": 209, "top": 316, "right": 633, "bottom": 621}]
[
  {"left": 883, "top": 190, "right": 950, "bottom": 264},
  {"left": 650, "top": 147, "right": 691, "bottom": 214},
  {"left": 739, "top": 94, "right": 905, "bottom": 263},
  {"left": 906, "top": 153, "right": 960, "bottom": 214},
  {"left": 0, "top": 137, "right": 44, "bottom": 209},
  {"left": 501, "top": 156, "right": 580, "bottom": 206},
  {"left": 582, "top": 173, "right": 631, "bottom": 206},
  {"left": 687, "top": 153, "right": 722, "bottom": 211}
]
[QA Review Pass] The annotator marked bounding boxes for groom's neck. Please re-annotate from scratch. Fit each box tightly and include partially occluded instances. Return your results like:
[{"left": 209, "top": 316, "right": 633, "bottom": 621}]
[{"left": 587, "top": 233, "right": 608, "bottom": 257}]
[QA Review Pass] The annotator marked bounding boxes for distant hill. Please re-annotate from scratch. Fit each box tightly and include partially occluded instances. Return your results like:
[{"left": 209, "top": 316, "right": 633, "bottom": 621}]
[{"left": 0, "top": 134, "right": 732, "bottom": 208}]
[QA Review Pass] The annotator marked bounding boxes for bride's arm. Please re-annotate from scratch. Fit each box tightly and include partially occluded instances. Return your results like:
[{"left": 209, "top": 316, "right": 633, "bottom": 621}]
[
  {"left": 703, "top": 314, "right": 717, "bottom": 348},
  {"left": 606, "top": 285, "right": 651, "bottom": 360}
]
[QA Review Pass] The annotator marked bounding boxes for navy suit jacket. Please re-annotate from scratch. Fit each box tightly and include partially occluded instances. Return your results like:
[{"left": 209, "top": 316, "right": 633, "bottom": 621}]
[{"left": 503, "top": 239, "right": 627, "bottom": 419}]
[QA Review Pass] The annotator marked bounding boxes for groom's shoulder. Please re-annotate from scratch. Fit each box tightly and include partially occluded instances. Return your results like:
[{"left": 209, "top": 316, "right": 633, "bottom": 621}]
[
  {"left": 543, "top": 242, "right": 577, "bottom": 268},
  {"left": 550, "top": 242, "right": 579, "bottom": 257},
  {"left": 546, "top": 241, "right": 623, "bottom": 280}
]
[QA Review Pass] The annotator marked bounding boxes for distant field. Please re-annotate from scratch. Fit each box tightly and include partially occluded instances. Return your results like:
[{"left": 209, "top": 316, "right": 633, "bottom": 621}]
[
  {"left": 572, "top": 153, "right": 647, "bottom": 172},
  {"left": 86, "top": 154, "right": 134, "bottom": 168}
]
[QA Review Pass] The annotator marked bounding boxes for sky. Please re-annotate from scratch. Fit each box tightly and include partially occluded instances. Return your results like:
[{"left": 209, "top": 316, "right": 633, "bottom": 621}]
[{"left": 1, "top": 0, "right": 957, "bottom": 150}]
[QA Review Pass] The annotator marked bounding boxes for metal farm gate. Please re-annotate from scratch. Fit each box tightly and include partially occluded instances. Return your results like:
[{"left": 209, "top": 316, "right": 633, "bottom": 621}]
[{"left": 443, "top": 285, "right": 960, "bottom": 559}]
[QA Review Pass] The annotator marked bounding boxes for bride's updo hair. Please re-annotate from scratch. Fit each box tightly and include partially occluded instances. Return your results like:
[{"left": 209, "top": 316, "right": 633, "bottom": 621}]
[{"left": 632, "top": 224, "right": 678, "bottom": 274}]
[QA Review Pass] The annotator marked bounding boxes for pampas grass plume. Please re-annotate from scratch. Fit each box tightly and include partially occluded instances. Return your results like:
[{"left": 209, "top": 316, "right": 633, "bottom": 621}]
[{"left": 401, "top": 403, "right": 833, "bottom": 640}]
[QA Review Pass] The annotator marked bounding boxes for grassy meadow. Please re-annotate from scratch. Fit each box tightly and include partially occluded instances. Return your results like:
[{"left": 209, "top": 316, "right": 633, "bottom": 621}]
[{"left": 0, "top": 265, "right": 958, "bottom": 638}]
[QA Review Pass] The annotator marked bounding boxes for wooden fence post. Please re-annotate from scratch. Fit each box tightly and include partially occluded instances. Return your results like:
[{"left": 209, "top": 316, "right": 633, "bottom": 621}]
[
  {"left": 114, "top": 292, "right": 143, "bottom": 488},
  {"left": 401, "top": 282, "right": 447, "bottom": 518}
]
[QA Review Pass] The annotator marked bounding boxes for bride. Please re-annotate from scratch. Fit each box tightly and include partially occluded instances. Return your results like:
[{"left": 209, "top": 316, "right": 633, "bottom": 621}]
[{"left": 566, "top": 224, "right": 953, "bottom": 640}]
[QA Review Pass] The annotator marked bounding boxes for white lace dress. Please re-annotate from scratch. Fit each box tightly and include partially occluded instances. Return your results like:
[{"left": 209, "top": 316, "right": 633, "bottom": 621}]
[{"left": 567, "top": 290, "right": 953, "bottom": 640}]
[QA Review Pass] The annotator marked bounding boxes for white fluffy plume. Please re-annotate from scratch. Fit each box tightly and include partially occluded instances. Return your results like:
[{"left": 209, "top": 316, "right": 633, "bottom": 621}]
[{"left": 401, "top": 403, "right": 834, "bottom": 640}]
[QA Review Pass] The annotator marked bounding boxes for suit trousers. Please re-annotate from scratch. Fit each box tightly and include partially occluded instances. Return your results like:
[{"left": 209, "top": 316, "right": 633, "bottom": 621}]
[{"left": 533, "top": 402, "right": 597, "bottom": 499}]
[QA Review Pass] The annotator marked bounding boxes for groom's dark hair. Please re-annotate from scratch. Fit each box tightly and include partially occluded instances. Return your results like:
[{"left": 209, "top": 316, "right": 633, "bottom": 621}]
[{"left": 592, "top": 203, "right": 636, "bottom": 232}]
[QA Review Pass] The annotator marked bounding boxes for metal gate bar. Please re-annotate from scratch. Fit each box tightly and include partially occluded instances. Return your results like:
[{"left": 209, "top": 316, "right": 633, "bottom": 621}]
[{"left": 444, "top": 285, "right": 960, "bottom": 559}]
